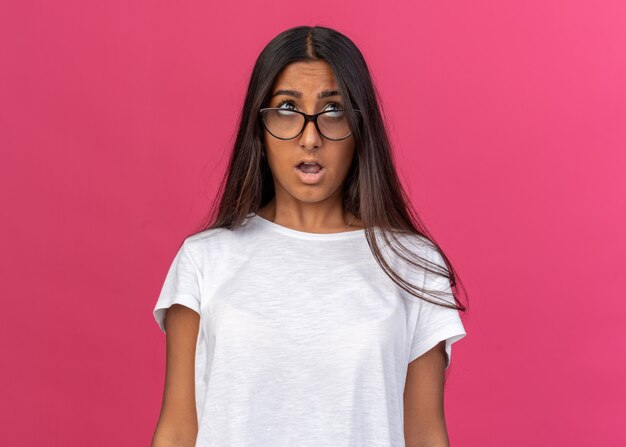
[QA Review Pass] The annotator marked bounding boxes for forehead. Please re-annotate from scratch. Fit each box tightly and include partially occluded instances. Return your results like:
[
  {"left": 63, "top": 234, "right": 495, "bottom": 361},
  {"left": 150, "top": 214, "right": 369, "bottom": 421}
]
[{"left": 272, "top": 60, "right": 337, "bottom": 92}]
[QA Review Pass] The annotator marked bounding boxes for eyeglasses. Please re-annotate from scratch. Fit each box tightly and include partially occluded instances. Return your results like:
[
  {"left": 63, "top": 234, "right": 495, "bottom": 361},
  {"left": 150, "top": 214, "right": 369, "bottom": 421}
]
[{"left": 259, "top": 107, "right": 361, "bottom": 141}]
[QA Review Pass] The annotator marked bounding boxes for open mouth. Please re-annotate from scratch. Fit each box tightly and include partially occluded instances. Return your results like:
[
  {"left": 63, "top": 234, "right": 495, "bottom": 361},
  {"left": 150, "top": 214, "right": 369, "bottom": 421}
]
[
  {"left": 294, "top": 162, "right": 325, "bottom": 184},
  {"left": 296, "top": 162, "right": 323, "bottom": 174}
]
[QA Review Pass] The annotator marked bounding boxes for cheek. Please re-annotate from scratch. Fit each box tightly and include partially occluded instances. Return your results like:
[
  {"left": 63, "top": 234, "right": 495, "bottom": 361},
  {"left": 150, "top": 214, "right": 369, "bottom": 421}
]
[
  {"left": 335, "top": 142, "right": 356, "bottom": 171},
  {"left": 264, "top": 141, "right": 292, "bottom": 174}
]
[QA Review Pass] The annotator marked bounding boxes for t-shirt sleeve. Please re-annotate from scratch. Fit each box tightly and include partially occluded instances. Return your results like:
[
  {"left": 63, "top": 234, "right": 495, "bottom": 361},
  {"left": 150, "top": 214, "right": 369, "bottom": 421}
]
[
  {"left": 153, "top": 241, "right": 202, "bottom": 334},
  {"left": 408, "top": 245, "right": 467, "bottom": 368}
]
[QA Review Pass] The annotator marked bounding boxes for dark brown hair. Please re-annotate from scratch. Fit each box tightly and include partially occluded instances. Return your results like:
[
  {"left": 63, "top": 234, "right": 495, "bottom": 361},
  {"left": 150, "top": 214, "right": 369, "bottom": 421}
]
[{"left": 190, "top": 25, "right": 468, "bottom": 315}]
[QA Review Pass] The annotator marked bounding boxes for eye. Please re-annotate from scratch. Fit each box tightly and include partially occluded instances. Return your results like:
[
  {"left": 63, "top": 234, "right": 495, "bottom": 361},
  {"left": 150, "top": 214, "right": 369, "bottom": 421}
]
[
  {"left": 322, "top": 101, "right": 344, "bottom": 117},
  {"left": 324, "top": 102, "right": 343, "bottom": 111},
  {"left": 276, "top": 100, "right": 297, "bottom": 110}
]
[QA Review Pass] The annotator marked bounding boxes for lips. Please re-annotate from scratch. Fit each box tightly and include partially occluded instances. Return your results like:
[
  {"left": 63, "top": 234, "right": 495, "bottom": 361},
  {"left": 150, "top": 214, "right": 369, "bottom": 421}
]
[{"left": 294, "top": 163, "right": 325, "bottom": 184}]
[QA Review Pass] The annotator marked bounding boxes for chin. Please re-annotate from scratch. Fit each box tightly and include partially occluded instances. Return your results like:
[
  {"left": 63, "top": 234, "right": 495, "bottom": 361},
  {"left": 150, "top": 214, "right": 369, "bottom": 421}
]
[{"left": 287, "top": 186, "right": 332, "bottom": 203}]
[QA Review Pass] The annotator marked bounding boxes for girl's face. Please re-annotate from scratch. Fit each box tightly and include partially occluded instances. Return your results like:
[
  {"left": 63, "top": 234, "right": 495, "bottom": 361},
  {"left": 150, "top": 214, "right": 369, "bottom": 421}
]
[{"left": 262, "top": 60, "right": 356, "bottom": 206}]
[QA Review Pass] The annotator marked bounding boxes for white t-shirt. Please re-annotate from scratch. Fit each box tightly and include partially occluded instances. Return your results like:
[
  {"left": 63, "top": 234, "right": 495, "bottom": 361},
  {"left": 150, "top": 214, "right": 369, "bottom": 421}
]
[{"left": 153, "top": 212, "right": 466, "bottom": 447}]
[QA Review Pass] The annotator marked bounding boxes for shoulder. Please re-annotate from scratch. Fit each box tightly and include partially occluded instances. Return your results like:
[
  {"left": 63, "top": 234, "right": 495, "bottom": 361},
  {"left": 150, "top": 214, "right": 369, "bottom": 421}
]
[
  {"left": 380, "top": 230, "right": 438, "bottom": 260},
  {"left": 393, "top": 232, "right": 447, "bottom": 277},
  {"left": 185, "top": 226, "right": 231, "bottom": 245},
  {"left": 180, "top": 226, "right": 235, "bottom": 265},
  {"left": 378, "top": 230, "right": 449, "bottom": 289}
]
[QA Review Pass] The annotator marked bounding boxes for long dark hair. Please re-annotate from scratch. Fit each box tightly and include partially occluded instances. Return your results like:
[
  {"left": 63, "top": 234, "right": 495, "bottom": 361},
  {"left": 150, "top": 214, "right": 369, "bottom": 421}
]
[{"left": 190, "top": 25, "right": 468, "bottom": 315}]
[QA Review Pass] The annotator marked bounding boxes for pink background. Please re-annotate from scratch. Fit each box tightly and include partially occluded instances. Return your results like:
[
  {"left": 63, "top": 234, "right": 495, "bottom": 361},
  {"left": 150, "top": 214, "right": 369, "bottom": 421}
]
[{"left": 2, "top": 1, "right": 625, "bottom": 446}]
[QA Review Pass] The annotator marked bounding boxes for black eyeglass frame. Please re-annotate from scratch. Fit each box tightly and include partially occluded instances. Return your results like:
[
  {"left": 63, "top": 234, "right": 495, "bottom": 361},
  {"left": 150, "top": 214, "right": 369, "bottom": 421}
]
[{"left": 259, "top": 107, "right": 361, "bottom": 141}]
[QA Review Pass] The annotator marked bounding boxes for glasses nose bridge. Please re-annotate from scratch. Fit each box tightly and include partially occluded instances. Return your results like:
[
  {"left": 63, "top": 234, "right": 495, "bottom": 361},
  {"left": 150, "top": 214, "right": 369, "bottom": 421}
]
[{"left": 301, "top": 111, "right": 322, "bottom": 135}]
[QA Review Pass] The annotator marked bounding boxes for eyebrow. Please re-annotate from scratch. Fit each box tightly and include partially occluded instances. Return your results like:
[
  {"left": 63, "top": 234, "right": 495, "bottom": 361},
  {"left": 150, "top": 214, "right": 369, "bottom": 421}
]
[{"left": 271, "top": 89, "right": 341, "bottom": 99}]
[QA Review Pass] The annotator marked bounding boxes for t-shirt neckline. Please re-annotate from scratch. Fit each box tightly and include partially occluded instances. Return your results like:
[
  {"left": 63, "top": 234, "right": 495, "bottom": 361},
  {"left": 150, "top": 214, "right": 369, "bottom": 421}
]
[{"left": 248, "top": 212, "right": 366, "bottom": 241}]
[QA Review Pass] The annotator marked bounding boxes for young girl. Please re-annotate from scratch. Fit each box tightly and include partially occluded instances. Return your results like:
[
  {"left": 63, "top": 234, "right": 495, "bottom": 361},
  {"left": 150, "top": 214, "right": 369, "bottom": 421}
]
[{"left": 151, "top": 25, "right": 468, "bottom": 447}]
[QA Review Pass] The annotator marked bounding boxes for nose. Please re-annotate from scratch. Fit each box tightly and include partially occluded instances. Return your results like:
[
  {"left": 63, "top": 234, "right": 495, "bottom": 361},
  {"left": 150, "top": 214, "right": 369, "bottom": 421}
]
[{"left": 298, "top": 118, "right": 322, "bottom": 149}]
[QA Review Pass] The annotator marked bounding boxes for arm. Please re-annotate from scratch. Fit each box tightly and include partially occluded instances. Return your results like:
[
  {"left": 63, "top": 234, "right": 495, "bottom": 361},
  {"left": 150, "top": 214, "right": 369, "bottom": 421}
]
[
  {"left": 404, "top": 341, "right": 450, "bottom": 447},
  {"left": 151, "top": 304, "right": 200, "bottom": 447}
]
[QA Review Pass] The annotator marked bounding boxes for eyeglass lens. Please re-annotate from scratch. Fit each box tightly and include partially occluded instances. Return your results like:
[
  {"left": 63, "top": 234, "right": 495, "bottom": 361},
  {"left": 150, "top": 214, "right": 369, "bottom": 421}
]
[{"left": 262, "top": 109, "right": 352, "bottom": 140}]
